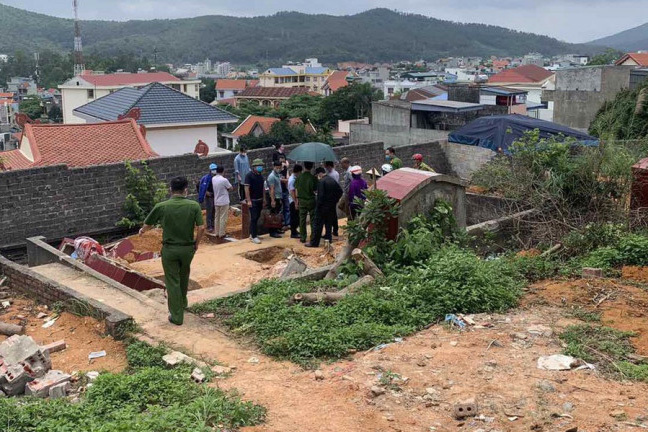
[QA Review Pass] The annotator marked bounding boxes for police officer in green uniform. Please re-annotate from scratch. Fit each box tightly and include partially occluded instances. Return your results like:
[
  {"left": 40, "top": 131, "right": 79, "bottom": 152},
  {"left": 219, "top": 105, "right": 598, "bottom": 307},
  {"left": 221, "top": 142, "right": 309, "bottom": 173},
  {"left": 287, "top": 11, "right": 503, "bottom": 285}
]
[
  {"left": 294, "top": 161, "right": 318, "bottom": 243},
  {"left": 139, "top": 176, "right": 205, "bottom": 325}
]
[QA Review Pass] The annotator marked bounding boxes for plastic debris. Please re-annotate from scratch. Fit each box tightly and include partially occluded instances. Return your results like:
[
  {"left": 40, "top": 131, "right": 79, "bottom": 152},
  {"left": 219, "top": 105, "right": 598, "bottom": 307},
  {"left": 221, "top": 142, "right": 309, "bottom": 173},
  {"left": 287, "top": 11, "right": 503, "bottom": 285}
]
[
  {"left": 537, "top": 354, "right": 577, "bottom": 371},
  {"left": 42, "top": 318, "right": 58, "bottom": 328},
  {"left": 444, "top": 314, "right": 466, "bottom": 329}
]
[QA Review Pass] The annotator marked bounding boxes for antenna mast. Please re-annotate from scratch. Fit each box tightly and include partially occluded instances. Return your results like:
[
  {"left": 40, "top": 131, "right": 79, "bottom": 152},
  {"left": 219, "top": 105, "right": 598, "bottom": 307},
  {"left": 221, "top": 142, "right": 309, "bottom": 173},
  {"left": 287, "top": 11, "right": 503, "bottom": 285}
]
[{"left": 73, "top": 0, "right": 85, "bottom": 76}]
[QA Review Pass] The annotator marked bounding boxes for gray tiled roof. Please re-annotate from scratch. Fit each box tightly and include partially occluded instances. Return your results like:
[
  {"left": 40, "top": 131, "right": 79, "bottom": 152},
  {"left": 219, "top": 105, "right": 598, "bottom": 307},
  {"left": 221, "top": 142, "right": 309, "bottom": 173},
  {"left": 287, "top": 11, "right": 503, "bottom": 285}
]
[{"left": 74, "top": 83, "right": 238, "bottom": 125}]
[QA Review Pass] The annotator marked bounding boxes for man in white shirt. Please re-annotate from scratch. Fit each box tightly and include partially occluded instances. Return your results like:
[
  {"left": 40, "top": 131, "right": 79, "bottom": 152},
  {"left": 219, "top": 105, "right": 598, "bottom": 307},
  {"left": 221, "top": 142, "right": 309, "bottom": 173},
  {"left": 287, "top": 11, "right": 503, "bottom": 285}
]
[
  {"left": 288, "top": 164, "right": 302, "bottom": 239},
  {"left": 211, "top": 165, "right": 233, "bottom": 239}
]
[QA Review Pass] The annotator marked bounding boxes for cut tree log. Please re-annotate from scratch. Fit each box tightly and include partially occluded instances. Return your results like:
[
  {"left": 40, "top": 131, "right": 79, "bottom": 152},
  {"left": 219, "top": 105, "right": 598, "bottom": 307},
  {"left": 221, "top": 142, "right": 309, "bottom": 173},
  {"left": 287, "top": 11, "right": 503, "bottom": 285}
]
[
  {"left": 291, "top": 275, "right": 375, "bottom": 305},
  {"left": 351, "top": 249, "right": 384, "bottom": 279},
  {"left": 0, "top": 321, "right": 24, "bottom": 336},
  {"left": 325, "top": 239, "right": 360, "bottom": 280}
]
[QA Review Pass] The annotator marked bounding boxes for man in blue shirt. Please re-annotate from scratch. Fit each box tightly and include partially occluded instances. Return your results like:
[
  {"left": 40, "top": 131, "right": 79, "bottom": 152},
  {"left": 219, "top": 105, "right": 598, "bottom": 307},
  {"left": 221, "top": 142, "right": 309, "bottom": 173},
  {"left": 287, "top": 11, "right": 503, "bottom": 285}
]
[
  {"left": 197, "top": 163, "right": 217, "bottom": 233},
  {"left": 233, "top": 145, "right": 251, "bottom": 202}
]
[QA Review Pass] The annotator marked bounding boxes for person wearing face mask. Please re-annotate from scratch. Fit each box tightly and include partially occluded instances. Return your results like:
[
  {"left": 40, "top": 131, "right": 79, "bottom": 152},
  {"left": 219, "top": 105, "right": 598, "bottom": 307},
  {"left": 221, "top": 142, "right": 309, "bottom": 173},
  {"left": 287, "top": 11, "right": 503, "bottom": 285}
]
[
  {"left": 306, "top": 166, "right": 343, "bottom": 248},
  {"left": 234, "top": 145, "right": 251, "bottom": 202},
  {"left": 139, "top": 177, "right": 205, "bottom": 326},
  {"left": 197, "top": 163, "right": 217, "bottom": 233},
  {"left": 266, "top": 160, "right": 284, "bottom": 239},
  {"left": 245, "top": 159, "right": 266, "bottom": 244},
  {"left": 384, "top": 147, "right": 403, "bottom": 170}
]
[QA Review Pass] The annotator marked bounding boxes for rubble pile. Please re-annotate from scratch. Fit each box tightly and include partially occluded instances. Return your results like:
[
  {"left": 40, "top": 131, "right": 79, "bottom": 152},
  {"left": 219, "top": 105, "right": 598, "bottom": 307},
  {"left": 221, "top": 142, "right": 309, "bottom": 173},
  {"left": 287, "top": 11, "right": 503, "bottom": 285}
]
[{"left": 0, "top": 335, "right": 71, "bottom": 398}]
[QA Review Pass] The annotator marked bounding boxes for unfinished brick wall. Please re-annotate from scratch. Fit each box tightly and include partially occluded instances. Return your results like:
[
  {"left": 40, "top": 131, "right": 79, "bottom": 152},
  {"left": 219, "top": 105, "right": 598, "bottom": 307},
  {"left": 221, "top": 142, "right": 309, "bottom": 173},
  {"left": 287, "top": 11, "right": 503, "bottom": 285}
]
[{"left": 0, "top": 255, "right": 132, "bottom": 337}]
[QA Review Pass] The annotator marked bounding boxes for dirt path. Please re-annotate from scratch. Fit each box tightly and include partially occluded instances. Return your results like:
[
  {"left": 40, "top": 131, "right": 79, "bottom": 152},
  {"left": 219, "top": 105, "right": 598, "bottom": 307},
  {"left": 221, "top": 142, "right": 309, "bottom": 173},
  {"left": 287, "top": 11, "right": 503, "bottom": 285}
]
[{"left": 27, "top": 258, "right": 648, "bottom": 431}]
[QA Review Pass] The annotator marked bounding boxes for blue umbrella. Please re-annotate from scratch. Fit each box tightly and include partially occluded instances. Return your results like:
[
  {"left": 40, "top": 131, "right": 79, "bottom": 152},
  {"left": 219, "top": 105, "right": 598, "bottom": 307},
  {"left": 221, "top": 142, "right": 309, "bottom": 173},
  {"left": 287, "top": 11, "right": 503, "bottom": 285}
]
[{"left": 287, "top": 142, "right": 337, "bottom": 163}]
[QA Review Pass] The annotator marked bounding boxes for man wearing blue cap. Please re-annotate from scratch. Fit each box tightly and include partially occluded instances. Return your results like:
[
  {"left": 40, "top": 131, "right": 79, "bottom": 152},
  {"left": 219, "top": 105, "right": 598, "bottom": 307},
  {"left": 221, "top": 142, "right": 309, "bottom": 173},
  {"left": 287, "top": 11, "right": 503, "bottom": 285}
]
[{"left": 198, "top": 163, "right": 218, "bottom": 232}]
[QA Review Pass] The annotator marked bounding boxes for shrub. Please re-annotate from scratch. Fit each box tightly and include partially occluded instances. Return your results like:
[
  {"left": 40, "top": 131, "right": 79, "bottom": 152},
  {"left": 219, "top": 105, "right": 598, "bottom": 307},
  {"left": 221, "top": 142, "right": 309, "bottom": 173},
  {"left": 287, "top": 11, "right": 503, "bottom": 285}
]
[
  {"left": 116, "top": 161, "right": 167, "bottom": 228},
  {"left": 509, "top": 254, "right": 561, "bottom": 282},
  {"left": 126, "top": 340, "right": 168, "bottom": 369},
  {"left": 191, "top": 245, "right": 522, "bottom": 365}
]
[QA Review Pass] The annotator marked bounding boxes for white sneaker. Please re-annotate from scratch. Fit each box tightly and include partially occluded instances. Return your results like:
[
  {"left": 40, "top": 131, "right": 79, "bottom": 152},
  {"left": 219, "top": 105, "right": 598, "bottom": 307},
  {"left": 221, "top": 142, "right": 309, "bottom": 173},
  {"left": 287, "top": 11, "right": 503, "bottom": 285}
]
[{"left": 251, "top": 237, "right": 261, "bottom": 244}]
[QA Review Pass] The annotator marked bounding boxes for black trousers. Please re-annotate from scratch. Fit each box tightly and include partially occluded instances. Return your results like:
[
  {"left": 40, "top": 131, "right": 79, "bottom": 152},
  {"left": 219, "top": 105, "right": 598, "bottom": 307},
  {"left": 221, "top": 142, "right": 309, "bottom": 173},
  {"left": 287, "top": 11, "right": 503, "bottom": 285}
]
[
  {"left": 290, "top": 202, "right": 299, "bottom": 236},
  {"left": 238, "top": 184, "right": 246, "bottom": 202},
  {"left": 310, "top": 206, "right": 336, "bottom": 247},
  {"left": 249, "top": 200, "right": 263, "bottom": 239}
]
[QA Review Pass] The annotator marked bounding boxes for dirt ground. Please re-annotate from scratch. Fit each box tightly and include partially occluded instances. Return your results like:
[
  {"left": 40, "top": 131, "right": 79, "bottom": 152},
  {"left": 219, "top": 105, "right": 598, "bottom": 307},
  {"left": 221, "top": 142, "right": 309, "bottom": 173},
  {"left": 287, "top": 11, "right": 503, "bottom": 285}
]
[
  {"left": 0, "top": 298, "right": 128, "bottom": 373},
  {"left": 212, "top": 275, "right": 648, "bottom": 432}
]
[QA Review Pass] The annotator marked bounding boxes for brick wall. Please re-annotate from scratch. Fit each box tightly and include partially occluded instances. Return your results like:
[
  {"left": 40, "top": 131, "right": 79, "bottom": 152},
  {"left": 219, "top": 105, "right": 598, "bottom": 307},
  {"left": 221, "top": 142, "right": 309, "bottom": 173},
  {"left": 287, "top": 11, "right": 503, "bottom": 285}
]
[{"left": 0, "top": 254, "right": 132, "bottom": 337}]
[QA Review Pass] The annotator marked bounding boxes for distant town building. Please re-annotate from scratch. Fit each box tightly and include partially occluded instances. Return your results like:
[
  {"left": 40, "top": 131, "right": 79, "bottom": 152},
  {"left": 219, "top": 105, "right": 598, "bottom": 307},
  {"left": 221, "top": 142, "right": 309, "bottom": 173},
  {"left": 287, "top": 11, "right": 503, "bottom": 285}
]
[
  {"left": 383, "top": 80, "right": 421, "bottom": 99},
  {"left": 0, "top": 54, "right": 8, "bottom": 63},
  {"left": 216, "top": 62, "right": 232, "bottom": 77},
  {"left": 233, "top": 86, "right": 314, "bottom": 108},
  {"left": 215, "top": 79, "right": 259, "bottom": 102},
  {"left": 7, "top": 77, "right": 37, "bottom": 100},
  {"left": 487, "top": 65, "right": 554, "bottom": 121},
  {"left": 222, "top": 115, "right": 316, "bottom": 149},
  {"left": 356, "top": 66, "right": 390, "bottom": 90},
  {"left": 322, "top": 70, "right": 358, "bottom": 96},
  {"left": 522, "top": 53, "right": 545, "bottom": 67},
  {"left": 259, "top": 59, "right": 332, "bottom": 93},
  {"left": 59, "top": 71, "right": 201, "bottom": 124},
  {"left": 73, "top": 82, "right": 238, "bottom": 156}
]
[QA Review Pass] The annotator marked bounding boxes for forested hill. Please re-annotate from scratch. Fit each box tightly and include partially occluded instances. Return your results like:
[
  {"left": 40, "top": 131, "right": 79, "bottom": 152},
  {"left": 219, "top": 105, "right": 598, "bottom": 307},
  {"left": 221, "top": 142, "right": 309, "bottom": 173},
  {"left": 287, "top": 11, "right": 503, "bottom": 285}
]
[
  {"left": 0, "top": 4, "right": 601, "bottom": 64},
  {"left": 590, "top": 22, "right": 648, "bottom": 52}
]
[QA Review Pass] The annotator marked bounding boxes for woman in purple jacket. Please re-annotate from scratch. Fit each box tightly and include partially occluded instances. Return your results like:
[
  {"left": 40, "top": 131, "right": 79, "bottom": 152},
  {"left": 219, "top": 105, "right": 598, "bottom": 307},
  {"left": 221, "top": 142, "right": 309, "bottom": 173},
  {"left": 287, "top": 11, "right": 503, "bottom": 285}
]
[{"left": 348, "top": 165, "right": 368, "bottom": 220}]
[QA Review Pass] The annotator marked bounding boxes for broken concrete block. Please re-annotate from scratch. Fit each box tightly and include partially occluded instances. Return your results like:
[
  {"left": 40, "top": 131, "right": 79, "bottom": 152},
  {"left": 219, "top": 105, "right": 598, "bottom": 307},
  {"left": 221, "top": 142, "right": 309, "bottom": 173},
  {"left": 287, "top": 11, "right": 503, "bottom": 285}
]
[
  {"left": 211, "top": 365, "right": 232, "bottom": 375},
  {"left": 280, "top": 256, "right": 308, "bottom": 278},
  {"left": 370, "top": 386, "right": 385, "bottom": 397},
  {"left": 86, "top": 371, "right": 100, "bottom": 381},
  {"left": 41, "top": 340, "right": 67, "bottom": 354},
  {"left": 162, "top": 351, "right": 207, "bottom": 368},
  {"left": 191, "top": 367, "right": 206, "bottom": 383},
  {"left": 537, "top": 354, "right": 576, "bottom": 371},
  {"left": 1, "top": 364, "right": 34, "bottom": 396},
  {"left": 0, "top": 335, "right": 42, "bottom": 365},
  {"left": 454, "top": 399, "right": 478, "bottom": 419},
  {"left": 48, "top": 381, "right": 70, "bottom": 399},
  {"left": 582, "top": 267, "right": 604, "bottom": 278},
  {"left": 25, "top": 370, "right": 71, "bottom": 398}
]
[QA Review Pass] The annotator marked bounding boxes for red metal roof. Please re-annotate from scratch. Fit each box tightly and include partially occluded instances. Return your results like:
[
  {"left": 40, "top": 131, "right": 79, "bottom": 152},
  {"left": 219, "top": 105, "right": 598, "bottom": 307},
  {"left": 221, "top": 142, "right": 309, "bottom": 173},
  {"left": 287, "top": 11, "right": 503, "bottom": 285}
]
[
  {"left": 616, "top": 52, "right": 648, "bottom": 67},
  {"left": 2, "top": 119, "right": 157, "bottom": 170},
  {"left": 80, "top": 72, "right": 181, "bottom": 87},
  {"left": 488, "top": 65, "right": 553, "bottom": 84},
  {"left": 237, "top": 86, "right": 312, "bottom": 98}
]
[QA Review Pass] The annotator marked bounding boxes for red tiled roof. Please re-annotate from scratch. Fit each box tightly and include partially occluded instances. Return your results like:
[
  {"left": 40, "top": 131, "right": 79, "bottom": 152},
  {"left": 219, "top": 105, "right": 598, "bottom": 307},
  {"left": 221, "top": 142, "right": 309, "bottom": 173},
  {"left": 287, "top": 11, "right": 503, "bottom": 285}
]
[
  {"left": 492, "top": 60, "right": 510, "bottom": 69},
  {"left": 216, "top": 79, "right": 248, "bottom": 90},
  {"left": 323, "top": 70, "right": 351, "bottom": 92},
  {"left": 0, "top": 92, "right": 14, "bottom": 98},
  {"left": 80, "top": 72, "right": 181, "bottom": 87},
  {"left": 2, "top": 119, "right": 157, "bottom": 170},
  {"left": 616, "top": 52, "right": 648, "bottom": 67},
  {"left": 236, "top": 86, "right": 312, "bottom": 98},
  {"left": 231, "top": 115, "right": 312, "bottom": 137},
  {"left": 488, "top": 65, "right": 553, "bottom": 84}
]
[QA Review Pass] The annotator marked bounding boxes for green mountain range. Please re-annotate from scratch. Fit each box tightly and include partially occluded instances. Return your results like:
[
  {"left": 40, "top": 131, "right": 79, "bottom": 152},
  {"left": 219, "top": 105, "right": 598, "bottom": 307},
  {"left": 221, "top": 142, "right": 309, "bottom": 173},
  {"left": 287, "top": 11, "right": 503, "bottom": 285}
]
[
  {"left": 590, "top": 22, "right": 648, "bottom": 52},
  {"left": 0, "top": 4, "right": 603, "bottom": 65}
]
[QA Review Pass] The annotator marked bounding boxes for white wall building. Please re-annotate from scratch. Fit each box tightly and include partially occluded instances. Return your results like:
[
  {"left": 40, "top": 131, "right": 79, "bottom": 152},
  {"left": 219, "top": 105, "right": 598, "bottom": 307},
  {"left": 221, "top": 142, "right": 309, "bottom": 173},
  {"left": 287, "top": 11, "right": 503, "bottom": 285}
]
[{"left": 59, "top": 71, "right": 200, "bottom": 124}]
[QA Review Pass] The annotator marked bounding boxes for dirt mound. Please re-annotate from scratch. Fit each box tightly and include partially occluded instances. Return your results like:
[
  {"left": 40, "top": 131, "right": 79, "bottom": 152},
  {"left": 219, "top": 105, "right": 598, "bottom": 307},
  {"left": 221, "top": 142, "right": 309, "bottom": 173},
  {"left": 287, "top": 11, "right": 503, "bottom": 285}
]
[{"left": 622, "top": 266, "right": 648, "bottom": 283}]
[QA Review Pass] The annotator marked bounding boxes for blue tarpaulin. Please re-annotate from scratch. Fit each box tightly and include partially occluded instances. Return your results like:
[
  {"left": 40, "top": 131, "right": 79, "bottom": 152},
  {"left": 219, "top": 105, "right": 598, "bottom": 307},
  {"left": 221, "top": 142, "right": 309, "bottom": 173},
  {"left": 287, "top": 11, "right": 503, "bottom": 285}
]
[{"left": 448, "top": 114, "right": 599, "bottom": 154}]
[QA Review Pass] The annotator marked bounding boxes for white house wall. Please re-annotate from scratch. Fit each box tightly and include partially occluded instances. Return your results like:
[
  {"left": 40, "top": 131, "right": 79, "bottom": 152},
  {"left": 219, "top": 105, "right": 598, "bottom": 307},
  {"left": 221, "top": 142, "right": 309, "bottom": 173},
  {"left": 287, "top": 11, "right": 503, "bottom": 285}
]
[
  {"left": 62, "top": 88, "right": 111, "bottom": 124},
  {"left": 145, "top": 125, "right": 220, "bottom": 156}
]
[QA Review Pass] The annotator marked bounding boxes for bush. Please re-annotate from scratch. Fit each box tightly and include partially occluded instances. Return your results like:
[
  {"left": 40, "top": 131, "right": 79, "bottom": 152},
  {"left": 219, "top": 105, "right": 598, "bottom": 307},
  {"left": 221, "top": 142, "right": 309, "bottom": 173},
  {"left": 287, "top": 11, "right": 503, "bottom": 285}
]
[
  {"left": 191, "top": 245, "right": 522, "bottom": 365},
  {"left": 116, "top": 161, "right": 167, "bottom": 229},
  {"left": 509, "top": 255, "right": 561, "bottom": 282},
  {"left": 578, "top": 233, "right": 648, "bottom": 271}
]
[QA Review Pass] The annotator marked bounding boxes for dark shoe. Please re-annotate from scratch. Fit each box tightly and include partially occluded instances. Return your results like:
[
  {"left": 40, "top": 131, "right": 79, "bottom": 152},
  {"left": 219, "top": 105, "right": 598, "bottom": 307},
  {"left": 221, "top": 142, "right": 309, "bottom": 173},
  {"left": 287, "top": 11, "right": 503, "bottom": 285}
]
[
  {"left": 300, "top": 239, "right": 307, "bottom": 243},
  {"left": 305, "top": 243, "right": 319, "bottom": 248},
  {"left": 270, "top": 233, "right": 283, "bottom": 238},
  {"left": 168, "top": 314, "right": 182, "bottom": 326},
  {"left": 290, "top": 234, "right": 301, "bottom": 239}
]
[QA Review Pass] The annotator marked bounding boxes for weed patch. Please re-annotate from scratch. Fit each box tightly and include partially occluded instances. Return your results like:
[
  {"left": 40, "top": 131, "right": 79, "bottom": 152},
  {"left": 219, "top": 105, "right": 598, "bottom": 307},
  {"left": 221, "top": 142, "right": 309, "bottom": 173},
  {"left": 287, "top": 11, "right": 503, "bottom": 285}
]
[
  {"left": 0, "top": 341, "right": 264, "bottom": 431},
  {"left": 560, "top": 324, "right": 648, "bottom": 381}
]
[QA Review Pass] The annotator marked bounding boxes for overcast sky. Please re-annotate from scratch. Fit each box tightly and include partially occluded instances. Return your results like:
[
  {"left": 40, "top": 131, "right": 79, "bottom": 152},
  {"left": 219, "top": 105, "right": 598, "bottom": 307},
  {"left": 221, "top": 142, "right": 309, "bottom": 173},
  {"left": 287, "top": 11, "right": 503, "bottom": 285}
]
[{"left": 3, "top": 0, "right": 644, "bottom": 43}]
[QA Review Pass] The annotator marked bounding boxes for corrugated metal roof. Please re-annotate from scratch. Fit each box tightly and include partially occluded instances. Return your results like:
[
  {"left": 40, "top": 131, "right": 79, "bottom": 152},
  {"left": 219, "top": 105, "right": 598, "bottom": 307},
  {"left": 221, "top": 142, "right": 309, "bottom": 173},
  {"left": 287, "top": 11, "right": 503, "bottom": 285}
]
[
  {"left": 481, "top": 86, "right": 528, "bottom": 96},
  {"left": 306, "top": 67, "right": 328, "bottom": 74},
  {"left": 74, "top": 83, "right": 238, "bottom": 125},
  {"left": 266, "top": 68, "right": 297, "bottom": 76},
  {"left": 412, "top": 99, "right": 483, "bottom": 113}
]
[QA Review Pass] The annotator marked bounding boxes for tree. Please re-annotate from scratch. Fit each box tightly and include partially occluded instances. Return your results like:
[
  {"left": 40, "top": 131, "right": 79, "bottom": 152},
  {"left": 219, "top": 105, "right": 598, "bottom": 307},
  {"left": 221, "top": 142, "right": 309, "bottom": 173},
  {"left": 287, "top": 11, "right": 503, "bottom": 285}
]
[
  {"left": 199, "top": 78, "right": 216, "bottom": 103},
  {"left": 276, "top": 94, "right": 323, "bottom": 124},
  {"left": 320, "top": 83, "right": 383, "bottom": 127},
  {"left": 19, "top": 97, "right": 44, "bottom": 120},
  {"left": 48, "top": 104, "right": 63, "bottom": 123},
  {"left": 588, "top": 49, "right": 623, "bottom": 66}
]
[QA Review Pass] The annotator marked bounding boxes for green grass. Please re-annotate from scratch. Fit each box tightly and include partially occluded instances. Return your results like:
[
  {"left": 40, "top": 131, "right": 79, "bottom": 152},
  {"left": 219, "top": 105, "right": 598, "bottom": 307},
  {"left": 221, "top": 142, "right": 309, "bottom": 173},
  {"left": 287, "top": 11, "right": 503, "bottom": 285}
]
[
  {"left": 191, "top": 245, "right": 522, "bottom": 366},
  {"left": 570, "top": 308, "right": 602, "bottom": 323},
  {"left": 0, "top": 341, "right": 265, "bottom": 432},
  {"left": 560, "top": 324, "right": 648, "bottom": 381}
]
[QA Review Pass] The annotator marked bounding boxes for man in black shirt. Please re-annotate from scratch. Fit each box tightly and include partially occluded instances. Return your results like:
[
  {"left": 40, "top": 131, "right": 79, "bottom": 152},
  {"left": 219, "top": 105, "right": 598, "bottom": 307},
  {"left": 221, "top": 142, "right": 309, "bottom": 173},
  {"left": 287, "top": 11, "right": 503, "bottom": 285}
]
[
  {"left": 245, "top": 158, "right": 266, "bottom": 244},
  {"left": 306, "top": 167, "right": 343, "bottom": 248}
]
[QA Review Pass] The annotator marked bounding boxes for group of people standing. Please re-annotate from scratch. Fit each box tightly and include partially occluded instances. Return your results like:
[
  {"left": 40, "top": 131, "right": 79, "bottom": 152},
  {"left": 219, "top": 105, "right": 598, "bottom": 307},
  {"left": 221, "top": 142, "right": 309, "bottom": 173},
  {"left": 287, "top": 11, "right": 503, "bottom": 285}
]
[{"left": 139, "top": 144, "right": 435, "bottom": 326}]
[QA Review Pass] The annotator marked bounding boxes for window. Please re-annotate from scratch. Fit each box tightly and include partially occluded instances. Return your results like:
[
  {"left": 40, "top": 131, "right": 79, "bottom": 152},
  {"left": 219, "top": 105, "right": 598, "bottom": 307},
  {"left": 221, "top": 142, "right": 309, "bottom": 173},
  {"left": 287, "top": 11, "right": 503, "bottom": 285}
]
[
  {"left": 275, "top": 78, "right": 279, "bottom": 84},
  {"left": 183, "top": 84, "right": 187, "bottom": 93},
  {"left": 219, "top": 91, "right": 225, "bottom": 97},
  {"left": 305, "top": 77, "right": 311, "bottom": 82},
  {"left": 87, "top": 89, "right": 94, "bottom": 99}
]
